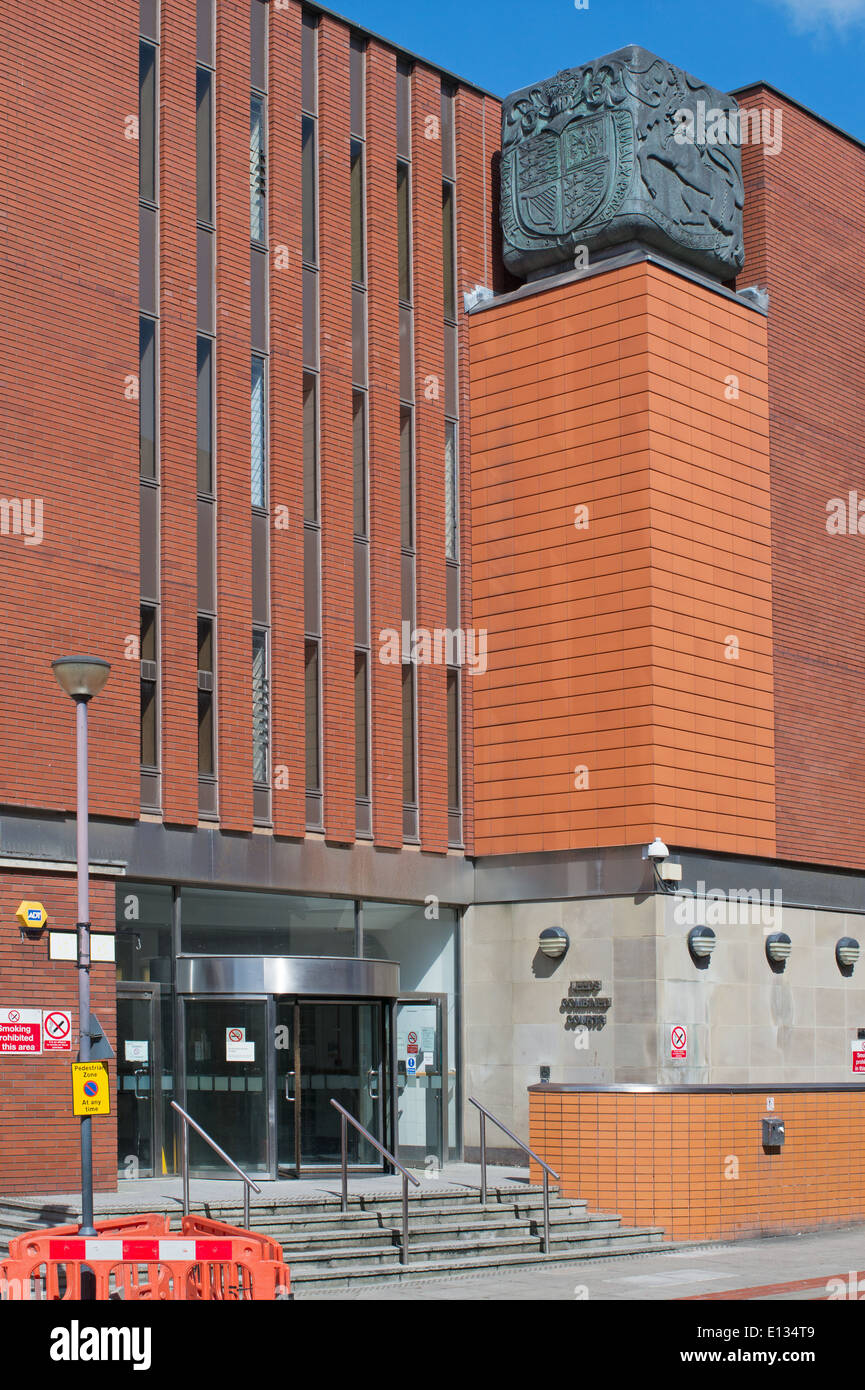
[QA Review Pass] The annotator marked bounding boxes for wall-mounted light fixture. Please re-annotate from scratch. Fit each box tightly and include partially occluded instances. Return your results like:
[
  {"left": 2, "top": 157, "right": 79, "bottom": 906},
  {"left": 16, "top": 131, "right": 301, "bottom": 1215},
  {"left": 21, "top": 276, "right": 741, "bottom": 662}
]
[
  {"left": 766, "top": 931, "right": 792, "bottom": 972},
  {"left": 836, "top": 937, "right": 860, "bottom": 977},
  {"left": 688, "top": 925, "right": 716, "bottom": 968},
  {"left": 538, "top": 927, "right": 569, "bottom": 960}
]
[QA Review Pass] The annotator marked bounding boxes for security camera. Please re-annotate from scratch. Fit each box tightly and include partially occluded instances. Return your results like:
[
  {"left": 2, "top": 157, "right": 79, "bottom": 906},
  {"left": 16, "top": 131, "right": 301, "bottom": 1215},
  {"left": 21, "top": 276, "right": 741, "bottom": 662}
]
[{"left": 645, "top": 837, "right": 669, "bottom": 862}]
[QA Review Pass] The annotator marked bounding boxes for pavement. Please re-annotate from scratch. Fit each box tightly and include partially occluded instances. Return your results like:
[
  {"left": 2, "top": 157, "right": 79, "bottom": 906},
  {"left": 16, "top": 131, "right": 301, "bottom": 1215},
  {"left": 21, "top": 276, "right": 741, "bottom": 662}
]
[{"left": 298, "top": 1224, "right": 865, "bottom": 1300}]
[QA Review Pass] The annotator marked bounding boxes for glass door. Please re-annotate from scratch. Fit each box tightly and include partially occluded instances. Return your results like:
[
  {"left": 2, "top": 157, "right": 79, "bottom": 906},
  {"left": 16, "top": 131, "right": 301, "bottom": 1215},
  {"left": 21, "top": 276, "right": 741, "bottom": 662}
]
[
  {"left": 181, "top": 998, "right": 269, "bottom": 1175},
  {"left": 117, "top": 984, "right": 162, "bottom": 1178},
  {"left": 276, "top": 999, "right": 388, "bottom": 1174},
  {"left": 396, "top": 996, "right": 446, "bottom": 1168}
]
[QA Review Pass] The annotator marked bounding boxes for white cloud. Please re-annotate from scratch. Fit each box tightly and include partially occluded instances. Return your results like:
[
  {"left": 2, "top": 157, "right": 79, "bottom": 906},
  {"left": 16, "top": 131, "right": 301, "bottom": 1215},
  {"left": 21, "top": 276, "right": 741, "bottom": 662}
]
[{"left": 771, "top": 0, "right": 865, "bottom": 30}]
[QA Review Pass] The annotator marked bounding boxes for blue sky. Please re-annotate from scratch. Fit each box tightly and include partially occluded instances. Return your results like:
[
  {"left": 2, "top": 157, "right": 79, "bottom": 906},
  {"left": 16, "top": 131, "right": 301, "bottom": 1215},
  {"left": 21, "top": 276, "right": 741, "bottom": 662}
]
[{"left": 325, "top": 0, "right": 865, "bottom": 142}]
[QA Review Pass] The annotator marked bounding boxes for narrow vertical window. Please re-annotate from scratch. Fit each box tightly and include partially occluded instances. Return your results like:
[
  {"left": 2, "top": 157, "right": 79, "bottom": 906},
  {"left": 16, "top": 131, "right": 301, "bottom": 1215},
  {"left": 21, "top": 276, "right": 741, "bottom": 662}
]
[
  {"left": 402, "top": 664, "right": 416, "bottom": 807},
  {"left": 252, "top": 629, "right": 269, "bottom": 785},
  {"left": 250, "top": 0, "right": 268, "bottom": 94},
  {"left": 442, "top": 183, "right": 456, "bottom": 322},
  {"left": 400, "top": 407, "right": 414, "bottom": 550},
  {"left": 197, "top": 618, "right": 215, "bottom": 777},
  {"left": 445, "top": 421, "right": 458, "bottom": 560},
  {"left": 302, "top": 115, "right": 317, "bottom": 265},
  {"left": 139, "top": 42, "right": 156, "bottom": 204},
  {"left": 251, "top": 354, "right": 266, "bottom": 507},
  {"left": 350, "top": 140, "right": 365, "bottom": 286},
  {"left": 305, "top": 641, "right": 321, "bottom": 793},
  {"left": 397, "top": 162, "right": 411, "bottom": 303},
  {"left": 303, "top": 373, "right": 318, "bottom": 522},
  {"left": 196, "top": 337, "right": 213, "bottom": 494},
  {"left": 140, "top": 606, "right": 158, "bottom": 768},
  {"left": 139, "top": 318, "right": 157, "bottom": 480},
  {"left": 355, "top": 652, "right": 369, "bottom": 801},
  {"left": 250, "top": 95, "right": 266, "bottom": 244},
  {"left": 196, "top": 68, "right": 213, "bottom": 225},
  {"left": 353, "top": 392, "right": 367, "bottom": 538},
  {"left": 447, "top": 668, "right": 460, "bottom": 812}
]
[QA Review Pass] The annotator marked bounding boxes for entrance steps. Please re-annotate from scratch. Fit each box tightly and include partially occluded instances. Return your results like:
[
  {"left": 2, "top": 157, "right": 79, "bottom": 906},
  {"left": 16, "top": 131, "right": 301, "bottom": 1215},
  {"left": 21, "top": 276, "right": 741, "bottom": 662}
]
[{"left": 0, "top": 1185, "right": 679, "bottom": 1293}]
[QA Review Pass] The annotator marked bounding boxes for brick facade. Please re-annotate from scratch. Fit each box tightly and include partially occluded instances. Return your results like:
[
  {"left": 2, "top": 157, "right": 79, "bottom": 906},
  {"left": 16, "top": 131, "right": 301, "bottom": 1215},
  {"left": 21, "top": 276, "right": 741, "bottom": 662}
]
[
  {"left": 739, "top": 88, "right": 865, "bottom": 871},
  {"left": 0, "top": 874, "right": 117, "bottom": 1197}
]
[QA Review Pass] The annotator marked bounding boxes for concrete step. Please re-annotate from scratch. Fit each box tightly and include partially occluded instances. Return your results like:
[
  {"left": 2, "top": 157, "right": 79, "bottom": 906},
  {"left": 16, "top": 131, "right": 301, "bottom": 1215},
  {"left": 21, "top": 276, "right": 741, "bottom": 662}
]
[{"left": 290, "top": 1238, "right": 683, "bottom": 1292}]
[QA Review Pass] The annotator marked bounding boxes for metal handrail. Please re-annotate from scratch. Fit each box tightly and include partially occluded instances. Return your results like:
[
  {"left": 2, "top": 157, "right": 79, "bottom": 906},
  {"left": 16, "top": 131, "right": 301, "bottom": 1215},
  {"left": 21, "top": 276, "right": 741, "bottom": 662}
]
[
  {"left": 469, "top": 1096, "right": 560, "bottom": 1255},
  {"left": 171, "top": 1100, "right": 262, "bottom": 1230},
  {"left": 330, "top": 1099, "right": 420, "bottom": 1265}
]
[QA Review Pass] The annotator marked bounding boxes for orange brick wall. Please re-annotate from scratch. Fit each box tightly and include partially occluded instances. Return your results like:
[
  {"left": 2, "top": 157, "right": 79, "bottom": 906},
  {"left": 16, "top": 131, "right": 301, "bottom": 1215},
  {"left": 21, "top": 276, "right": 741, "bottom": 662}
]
[
  {"left": 469, "top": 260, "right": 775, "bottom": 857},
  {"left": 530, "top": 1086, "right": 865, "bottom": 1241}
]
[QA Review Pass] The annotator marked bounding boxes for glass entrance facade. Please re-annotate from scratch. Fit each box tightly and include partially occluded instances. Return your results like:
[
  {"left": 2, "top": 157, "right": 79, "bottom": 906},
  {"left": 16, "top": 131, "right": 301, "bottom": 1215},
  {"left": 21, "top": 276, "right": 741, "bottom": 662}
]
[{"left": 115, "top": 883, "right": 460, "bottom": 1179}]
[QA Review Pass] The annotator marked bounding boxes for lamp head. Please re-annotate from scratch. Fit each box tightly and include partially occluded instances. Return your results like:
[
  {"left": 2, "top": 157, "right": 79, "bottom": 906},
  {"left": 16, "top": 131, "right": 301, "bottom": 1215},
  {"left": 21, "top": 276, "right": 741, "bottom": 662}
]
[{"left": 51, "top": 655, "right": 111, "bottom": 702}]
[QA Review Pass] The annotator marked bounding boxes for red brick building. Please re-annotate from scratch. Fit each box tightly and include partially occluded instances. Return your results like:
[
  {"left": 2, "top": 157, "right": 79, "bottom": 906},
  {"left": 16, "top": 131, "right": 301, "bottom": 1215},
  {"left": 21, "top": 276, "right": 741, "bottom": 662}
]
[{"left": 1, "top": 7, "right": 865, "bottom": 1198}]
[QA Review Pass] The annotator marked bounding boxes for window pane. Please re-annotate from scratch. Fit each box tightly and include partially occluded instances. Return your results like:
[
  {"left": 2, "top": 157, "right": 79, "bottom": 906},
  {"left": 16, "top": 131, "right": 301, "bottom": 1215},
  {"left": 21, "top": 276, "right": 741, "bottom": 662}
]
[
  {"left": 139, "top": 205, "right": 158, "bottom": 316},
  {"left": 251, "top": 354, "right": 266, "bottom": 507},
  {"left": 196, "top": 337, "right": 212, "bottom": 494},
  {"left": 400, "top": 407, "right": 413, "bottom": 550},
  {"left": 141, "top": 0, "right": 159, "bottom": 42},
  {"left": 141, "top": 680, "right": 157, "bottom": 767},
  {"left": 301, "top": 12, "right": 317, "bottom": 115},
  {"left": 402, "top": 664, "right": 416, "bottom": 805},
  {"left": 251, "top": 246, "right": 267, "bottom": 352},
  {"left": 141, "top": 604, "right": 157, "bottom": 662},
  {"left": 139, "top": 317, "right": 156, "bottom": 480},
  {"left": 140, "top": 607, "right": 158, "bottom": 768},
  {"left": 445, "top": 421, "right": 458, "bottom": 560},
  {"left": 252, "top": 629, "right": 269, "bottom": 784},
  {"left": 355, "top": 651, "right": 369, "bottom": 800},
  {"left": 350, "top": 35, "right": 365, "bottom": 136},
  {"left": 197, "top": 618, "right": 214, "bottom": 776},
  {"left": 139, "top": 42, "right": 156, "bottom": 204},
  {"left": 354, "top": 539, "right": 369, "bottom": 648},
  {"left": 196, "top": 0, "right": 213, "bottom": 64},
  {"left": 196, "top": 226, "right": 214, "bottom": 334},
  {"left": 196, "top": 68, "right": 212, "bottom": 224},
  {"left": 305, "top": 641, "right": 320, "bottom": 791},
  {"left": 251, "top": 0, "right": 268, "bottom": 92},
  {"left": 302, "top": 266, "right": 319, "bottom": 369},
  {"left": 353, "top": 391, "right": 366, "bottom": 536},
  {"left": 396, "top": 60, "right": 411, "bottom": 158},
  {"left": 303, "top": 372, "right": 318, "bottom": 522},
  {"left": 399, "top": 304, "right": 413, "bottom": 402},
  {"left": 447, "top": 668, "right": 460, "bottom": 810},
  {"left": 442, "top": 183, "right": 456, "bottom": 321},
  {"left": 441, "top": 87, "right": 456, "bottom": 180},
  {"left": 352, "top": 287, "right": 367, "bottom": 387},
  {"left": 351, "top": 140, "right": 365, "bottom": 285},
  {"left": 304, "top": 526, "right": 321, "bottom": 637},
  {"left": 198, "top": 690, "right": 214, "bottom": 775},
  {"left": 397, "top": 162, "right": 411, "bottom": 303},
  {"left": 250, "top": 95, "right": 266, "bottom": 243},
  {"left": 302, "top": 115, "right": 317, "bottom": 264}
]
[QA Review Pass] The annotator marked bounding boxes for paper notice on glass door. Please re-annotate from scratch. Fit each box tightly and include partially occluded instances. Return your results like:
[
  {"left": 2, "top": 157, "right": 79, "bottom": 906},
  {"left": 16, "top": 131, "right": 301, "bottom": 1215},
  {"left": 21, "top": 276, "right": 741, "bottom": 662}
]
[{"left": 226, "top": 1027, "right": 255, "bottom": 1062}]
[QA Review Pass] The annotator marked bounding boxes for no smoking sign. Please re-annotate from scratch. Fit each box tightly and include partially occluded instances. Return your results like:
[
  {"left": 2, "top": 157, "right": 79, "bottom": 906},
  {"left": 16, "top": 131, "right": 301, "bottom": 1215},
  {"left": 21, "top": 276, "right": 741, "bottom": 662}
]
[
  {"left": 43, "top": 1009, "right": 72, "bottom": 1053},
  {"left": 670, "top": 1024, "right": 688, "bottom": 1060}
]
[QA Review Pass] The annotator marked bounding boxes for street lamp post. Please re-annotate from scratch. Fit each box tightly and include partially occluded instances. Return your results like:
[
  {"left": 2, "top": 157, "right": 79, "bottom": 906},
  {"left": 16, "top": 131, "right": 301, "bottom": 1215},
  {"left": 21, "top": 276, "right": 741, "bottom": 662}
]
[{"left": 51, "top": 656, "right": 110, "bottom": 1244}]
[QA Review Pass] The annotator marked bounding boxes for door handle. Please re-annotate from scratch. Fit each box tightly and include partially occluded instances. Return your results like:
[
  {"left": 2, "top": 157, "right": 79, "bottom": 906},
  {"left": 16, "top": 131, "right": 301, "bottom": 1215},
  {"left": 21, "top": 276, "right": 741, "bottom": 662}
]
[
  {"left": 285, "top": 1071, "right": 295, "bottom": 1101},
  {"left": 367, "top": 1066, "right": 380, "bottom": 1101}
]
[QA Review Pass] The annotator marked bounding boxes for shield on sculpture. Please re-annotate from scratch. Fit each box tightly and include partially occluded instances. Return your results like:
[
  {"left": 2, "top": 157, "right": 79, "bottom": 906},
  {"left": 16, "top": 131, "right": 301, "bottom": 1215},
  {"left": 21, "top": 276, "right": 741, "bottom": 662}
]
[{"left": 513, "top": 110, "right": 632, "bottom": 238}]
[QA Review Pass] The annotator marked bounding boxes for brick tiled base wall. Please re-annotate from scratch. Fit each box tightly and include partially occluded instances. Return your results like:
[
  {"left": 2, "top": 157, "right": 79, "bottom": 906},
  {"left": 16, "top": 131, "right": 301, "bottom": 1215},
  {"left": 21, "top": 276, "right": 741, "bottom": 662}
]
[{"left": 529, "top": 1085, "right": 865, "bottom": 1241}]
